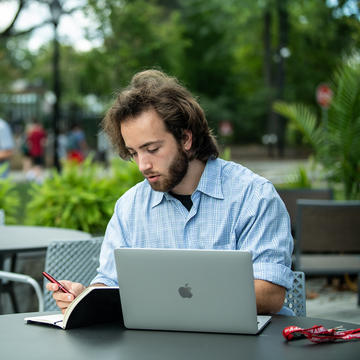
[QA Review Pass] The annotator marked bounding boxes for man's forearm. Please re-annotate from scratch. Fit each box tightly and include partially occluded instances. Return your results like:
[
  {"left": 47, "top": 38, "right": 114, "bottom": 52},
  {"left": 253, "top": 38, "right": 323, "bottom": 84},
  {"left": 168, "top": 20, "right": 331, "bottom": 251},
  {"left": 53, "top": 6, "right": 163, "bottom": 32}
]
[
  {"left": 254, "top": 279, "right": 286, "bottom": 314},
  {"left": 0, "top": 149, "right": 13, "bottom": 161},
  {"left": 89, "top": 282, "right": 108, "bottom": 287}
]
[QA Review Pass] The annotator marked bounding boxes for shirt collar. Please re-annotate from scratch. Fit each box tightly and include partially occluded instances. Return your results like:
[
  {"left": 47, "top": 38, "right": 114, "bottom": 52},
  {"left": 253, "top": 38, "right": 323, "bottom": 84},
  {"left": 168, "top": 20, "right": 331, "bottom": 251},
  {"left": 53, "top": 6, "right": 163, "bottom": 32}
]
[
  {"left": 150, "top": 189, "right": 165, "bottom": 208},
  {"left": 150, "top": 158, "right": 224, "bottom": 208},
  {"left": 196, "top": 158, "right": 224, "bottom": 199}
]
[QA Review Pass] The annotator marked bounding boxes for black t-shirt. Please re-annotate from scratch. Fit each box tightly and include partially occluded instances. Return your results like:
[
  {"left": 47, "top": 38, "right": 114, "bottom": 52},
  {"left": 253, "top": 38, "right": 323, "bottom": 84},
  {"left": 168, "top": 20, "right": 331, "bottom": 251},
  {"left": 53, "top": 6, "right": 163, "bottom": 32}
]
[{"left": 169, "top": 192, "right": 193, "bottom": 212}]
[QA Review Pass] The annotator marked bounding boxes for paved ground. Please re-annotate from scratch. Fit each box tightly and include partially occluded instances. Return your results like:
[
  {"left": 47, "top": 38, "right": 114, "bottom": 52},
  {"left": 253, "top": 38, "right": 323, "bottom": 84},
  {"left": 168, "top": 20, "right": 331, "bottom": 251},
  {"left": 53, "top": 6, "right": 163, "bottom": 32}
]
[{"left": 305, "top": 277, "right": 360, "bottom": 325}]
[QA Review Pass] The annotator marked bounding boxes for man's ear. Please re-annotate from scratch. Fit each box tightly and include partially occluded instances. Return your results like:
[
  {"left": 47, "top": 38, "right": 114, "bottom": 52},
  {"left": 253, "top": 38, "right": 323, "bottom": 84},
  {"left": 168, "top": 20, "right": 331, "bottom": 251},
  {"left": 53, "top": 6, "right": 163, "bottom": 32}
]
[{"left": 182, "top": 130, "right": 192, "bottom": 151}]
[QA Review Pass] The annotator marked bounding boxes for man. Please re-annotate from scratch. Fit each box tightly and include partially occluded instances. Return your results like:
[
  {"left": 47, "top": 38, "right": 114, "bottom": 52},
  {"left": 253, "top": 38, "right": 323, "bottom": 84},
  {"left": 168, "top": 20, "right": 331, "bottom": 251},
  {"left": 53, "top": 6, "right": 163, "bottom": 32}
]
[
  {"left": 48, "top": 70, "right": 294, "bottom": 315},
  {"left": 0, "top": 117, "right": 15, "bottom": 178}
]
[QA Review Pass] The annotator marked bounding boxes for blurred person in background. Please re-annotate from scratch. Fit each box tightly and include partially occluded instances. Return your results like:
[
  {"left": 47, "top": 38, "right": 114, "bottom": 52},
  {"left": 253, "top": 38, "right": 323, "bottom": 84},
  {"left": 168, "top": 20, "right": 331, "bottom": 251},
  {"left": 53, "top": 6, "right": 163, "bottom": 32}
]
[
  {"left": 26, "top": 119, "right": 47, "bottom": 183},
  {"left": 97, "top": 129, "right": 110, "bottom": 165},
  {"left": 57, "top": 128, "right": 68, "bottom": 164},
  {"left": 67, "top": 123, "right": 88, "bottom": 163},
  {"left": 0, "top": 116, "right": 15, "bottom": 178}
]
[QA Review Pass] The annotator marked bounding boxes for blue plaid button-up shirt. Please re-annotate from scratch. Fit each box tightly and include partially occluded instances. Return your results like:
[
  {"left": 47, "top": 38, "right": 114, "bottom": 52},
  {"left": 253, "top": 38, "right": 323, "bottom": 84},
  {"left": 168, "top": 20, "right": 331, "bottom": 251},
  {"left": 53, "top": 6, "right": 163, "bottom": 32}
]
[{"left": 93, "top": 158, "right": 294, "bottom": 297}]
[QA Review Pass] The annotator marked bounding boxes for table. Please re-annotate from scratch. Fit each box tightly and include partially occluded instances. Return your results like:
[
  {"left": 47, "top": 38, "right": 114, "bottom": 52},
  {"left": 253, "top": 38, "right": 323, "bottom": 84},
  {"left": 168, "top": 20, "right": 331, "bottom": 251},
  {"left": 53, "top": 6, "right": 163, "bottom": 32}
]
[
  {"left": 1, "top": 313, "right": 359, "bottom": 360},
  {"left": 0, "top": 225, "right": 91, "bottom": 256},
  {"left": 0, "top": 226, "right": 91, "bottom": 313}
]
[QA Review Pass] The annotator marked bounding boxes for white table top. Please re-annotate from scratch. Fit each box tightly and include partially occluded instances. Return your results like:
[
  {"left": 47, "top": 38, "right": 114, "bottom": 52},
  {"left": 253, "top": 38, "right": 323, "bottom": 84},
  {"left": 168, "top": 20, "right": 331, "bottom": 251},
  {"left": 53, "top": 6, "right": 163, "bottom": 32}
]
[{"left": 0, "top": 225, "right": 91, "bottom": 253}]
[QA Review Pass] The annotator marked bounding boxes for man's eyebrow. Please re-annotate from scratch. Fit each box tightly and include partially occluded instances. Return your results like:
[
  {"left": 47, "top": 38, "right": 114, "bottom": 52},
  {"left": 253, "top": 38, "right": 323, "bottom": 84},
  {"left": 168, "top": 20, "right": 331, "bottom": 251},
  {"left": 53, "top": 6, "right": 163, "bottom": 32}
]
[{"left": 126, "top": 140, "right": 164, "bottom": 151}]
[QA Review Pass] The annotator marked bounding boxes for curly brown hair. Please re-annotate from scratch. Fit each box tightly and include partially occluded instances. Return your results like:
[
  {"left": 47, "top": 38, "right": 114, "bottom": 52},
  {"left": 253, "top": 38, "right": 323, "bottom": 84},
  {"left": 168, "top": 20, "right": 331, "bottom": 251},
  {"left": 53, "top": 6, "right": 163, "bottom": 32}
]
[{"left": 102, "top": 69, "right": 219, "bottom": 161}]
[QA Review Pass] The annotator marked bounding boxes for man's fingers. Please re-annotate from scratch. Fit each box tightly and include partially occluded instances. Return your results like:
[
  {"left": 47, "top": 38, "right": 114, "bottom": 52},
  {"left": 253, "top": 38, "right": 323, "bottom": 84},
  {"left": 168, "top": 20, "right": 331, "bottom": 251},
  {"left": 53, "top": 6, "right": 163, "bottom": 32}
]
[
  {"left": 52, "top": 291, "right": 74, "bottom": 303},
  {"left": 45, "top": 280, "right": 85, "bottom": 312},
  {"left": 56, "top": 299, "right": 73, "bottom": 310},
  {"left": 46, "top": 282, "right": 59, "bottom": 291}
]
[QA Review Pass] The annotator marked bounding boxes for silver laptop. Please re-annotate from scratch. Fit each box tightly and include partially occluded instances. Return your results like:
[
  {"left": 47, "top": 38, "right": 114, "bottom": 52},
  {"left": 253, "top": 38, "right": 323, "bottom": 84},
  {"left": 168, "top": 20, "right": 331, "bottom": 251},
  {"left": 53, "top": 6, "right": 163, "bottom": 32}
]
[{"left": 114, "top": 248, "right": 271, "bottom": 334}]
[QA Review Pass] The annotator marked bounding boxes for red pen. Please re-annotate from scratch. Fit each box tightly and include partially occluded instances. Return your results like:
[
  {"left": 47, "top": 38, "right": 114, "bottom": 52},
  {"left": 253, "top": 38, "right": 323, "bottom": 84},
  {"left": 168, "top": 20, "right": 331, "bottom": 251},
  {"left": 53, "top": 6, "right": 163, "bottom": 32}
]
[{"left": 42, "top": 271, "right": 74, "bottom": 296}]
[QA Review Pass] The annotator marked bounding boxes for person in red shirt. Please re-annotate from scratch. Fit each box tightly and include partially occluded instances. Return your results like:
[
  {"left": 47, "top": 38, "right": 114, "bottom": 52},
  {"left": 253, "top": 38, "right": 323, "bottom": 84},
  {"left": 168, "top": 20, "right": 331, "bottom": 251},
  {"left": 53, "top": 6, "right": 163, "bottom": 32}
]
[{"left": 26, "top": 120, "right": 47, "bottom": 182}]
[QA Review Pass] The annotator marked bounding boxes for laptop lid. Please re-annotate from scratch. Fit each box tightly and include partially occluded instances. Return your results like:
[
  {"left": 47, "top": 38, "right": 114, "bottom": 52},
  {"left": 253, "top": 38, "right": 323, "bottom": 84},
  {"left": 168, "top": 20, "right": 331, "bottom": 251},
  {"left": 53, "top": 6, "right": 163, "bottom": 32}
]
[{"left": 114, "top": 248, "right": 271, "bottom": 334}]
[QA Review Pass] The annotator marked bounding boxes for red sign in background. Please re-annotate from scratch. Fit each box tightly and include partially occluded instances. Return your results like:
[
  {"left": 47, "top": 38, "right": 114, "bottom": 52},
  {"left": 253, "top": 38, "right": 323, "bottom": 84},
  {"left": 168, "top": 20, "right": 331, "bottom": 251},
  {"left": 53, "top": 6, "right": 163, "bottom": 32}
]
[{"left": 316, "top": 83, "right": 333, "bottom": 108}]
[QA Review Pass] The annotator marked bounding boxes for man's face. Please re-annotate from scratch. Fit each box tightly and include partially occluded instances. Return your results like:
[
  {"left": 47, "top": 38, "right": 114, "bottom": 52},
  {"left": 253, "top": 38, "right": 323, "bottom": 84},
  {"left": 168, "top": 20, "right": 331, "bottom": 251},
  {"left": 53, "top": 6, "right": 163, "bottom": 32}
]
[{"left": 120, "top": 109, "right": 190, "bottom": 192}]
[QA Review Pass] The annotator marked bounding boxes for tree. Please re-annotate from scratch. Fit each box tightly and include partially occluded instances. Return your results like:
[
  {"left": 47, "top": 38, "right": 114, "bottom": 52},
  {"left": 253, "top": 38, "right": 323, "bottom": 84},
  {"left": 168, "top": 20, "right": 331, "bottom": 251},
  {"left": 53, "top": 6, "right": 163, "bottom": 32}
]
[
  {"left": 261, "top": 0, "right": 290, "bottom": 156},
  {"left": 177, "top": 0, "right": 258, "bottom": 141},
  {"left": 0, "top": 0, "right": 85, "bottom": 39},
  {"left": 0, "top": 0, "right": 43, "bottom": 39},
  {"left": 2, "top": 0, "right": 360, "bottom": 150},
  {"left": 83, "top": 0, "right": 187, "bottom": 95}
]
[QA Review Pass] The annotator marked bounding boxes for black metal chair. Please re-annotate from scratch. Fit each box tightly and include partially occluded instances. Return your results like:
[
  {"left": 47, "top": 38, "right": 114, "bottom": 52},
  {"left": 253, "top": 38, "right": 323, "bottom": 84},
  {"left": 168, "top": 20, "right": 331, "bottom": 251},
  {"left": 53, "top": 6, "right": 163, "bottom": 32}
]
[
  {"left": 276, "top": 188, "right": 333, "bottom": 235},
  {"left": 294, "top": 199, "right": 360, "bottom": 305},
  {"left": 284, "top": 271, "right": 306, "bottom": 316}
]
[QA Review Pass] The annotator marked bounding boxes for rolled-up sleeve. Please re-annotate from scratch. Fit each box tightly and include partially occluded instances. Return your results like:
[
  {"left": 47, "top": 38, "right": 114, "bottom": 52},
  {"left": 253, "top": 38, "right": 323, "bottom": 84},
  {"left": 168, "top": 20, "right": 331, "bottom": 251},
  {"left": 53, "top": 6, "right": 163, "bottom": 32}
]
[{"left": 236, "top": 182, "right": 294, "bottom": 290}]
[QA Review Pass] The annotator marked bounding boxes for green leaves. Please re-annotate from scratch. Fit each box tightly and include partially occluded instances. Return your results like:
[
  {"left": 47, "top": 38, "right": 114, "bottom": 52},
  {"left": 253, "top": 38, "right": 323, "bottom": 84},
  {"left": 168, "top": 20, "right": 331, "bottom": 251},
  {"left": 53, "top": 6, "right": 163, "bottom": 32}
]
[
  {"left": 274, "top": 63, "right": 360, "bottom": 200},
  {"left": 25, "top": 158, "right": 143, "bottom": 234},
  {"left": 273, "top": 102, "right": 322, "bottom": 148}
]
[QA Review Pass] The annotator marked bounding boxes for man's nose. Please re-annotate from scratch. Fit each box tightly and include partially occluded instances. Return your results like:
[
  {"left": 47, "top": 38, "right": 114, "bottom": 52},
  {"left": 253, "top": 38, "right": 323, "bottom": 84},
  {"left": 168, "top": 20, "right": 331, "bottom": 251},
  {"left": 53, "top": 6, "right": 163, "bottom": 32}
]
[{"left": 137, "top": 153, "right": 152, "bottom": 173}]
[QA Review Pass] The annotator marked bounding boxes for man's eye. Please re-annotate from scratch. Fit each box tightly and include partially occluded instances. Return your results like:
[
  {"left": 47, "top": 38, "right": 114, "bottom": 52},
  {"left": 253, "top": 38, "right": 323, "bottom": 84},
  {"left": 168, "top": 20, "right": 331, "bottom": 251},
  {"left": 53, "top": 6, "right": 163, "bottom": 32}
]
[
  {"left": 129, "top": 152, "right": 137, "bottom": 158},
  {"left": 148, "top": 148, "right": 159, "bottom": 154}
]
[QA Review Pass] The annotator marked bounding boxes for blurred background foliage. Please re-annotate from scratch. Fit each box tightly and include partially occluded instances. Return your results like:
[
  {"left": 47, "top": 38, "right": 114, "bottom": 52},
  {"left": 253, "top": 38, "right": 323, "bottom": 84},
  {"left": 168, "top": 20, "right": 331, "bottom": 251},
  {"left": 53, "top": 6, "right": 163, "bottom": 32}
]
[
  {"left": 5, "top": 157, "right": 143, "bottom": 232},
  {"left": 1, "top": 0, "right": 360, "bottom": 230},
  {"left": 1, "top": 0, "right": 360, "bottom": 146},
  {"left": 274, "top": 62, "right": 360, "bottom": 200}
]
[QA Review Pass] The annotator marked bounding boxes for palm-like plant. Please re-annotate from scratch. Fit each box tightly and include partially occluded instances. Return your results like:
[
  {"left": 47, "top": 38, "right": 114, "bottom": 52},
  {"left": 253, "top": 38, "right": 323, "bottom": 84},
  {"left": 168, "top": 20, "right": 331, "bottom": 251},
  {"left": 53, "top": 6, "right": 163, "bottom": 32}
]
[{"left": 274, "top": 63, "right": 360, "bottom": 200}]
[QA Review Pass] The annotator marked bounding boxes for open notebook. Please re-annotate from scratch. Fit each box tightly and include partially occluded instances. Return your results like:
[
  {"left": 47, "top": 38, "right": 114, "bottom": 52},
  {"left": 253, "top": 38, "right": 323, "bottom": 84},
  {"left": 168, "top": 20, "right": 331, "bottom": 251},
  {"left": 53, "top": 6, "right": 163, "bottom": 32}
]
[{"left": 114, "top": 248, "right": 271, "bottom": 334}]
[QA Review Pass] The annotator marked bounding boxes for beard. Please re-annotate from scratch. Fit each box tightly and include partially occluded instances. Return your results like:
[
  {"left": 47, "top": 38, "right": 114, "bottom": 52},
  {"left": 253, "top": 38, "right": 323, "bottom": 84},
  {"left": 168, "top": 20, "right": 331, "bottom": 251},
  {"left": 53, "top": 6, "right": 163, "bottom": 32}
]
[{"left": 148, "top": 146, "right": 189, "bottom": 192}]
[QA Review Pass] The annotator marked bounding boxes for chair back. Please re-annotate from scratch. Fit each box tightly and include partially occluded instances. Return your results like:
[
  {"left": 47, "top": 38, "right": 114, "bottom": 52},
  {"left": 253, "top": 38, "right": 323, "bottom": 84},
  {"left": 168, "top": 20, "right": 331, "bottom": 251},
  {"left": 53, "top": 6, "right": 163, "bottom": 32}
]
[
  {"left": 284, "top": 271, "right": 306, "bottom": 316},
  {"left": 296, "top": 200, "right": 360, "bottom": 252},
  {"left": 43, "top": 237, "right": 103, "bottom": 311},
  {"left": 294, "top": 199, "right": 360, "bottom": 270},
  {"left": 277, "top": 188, "right": 333, "bottom": 233}
]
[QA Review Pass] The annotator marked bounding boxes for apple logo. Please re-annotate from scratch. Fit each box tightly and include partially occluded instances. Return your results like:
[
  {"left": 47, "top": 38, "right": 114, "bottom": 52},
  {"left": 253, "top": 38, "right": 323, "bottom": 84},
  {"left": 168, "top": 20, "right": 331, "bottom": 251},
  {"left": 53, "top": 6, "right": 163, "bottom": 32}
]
[{"left": 178, "top": 283, "right": 193, "bottom": 298}]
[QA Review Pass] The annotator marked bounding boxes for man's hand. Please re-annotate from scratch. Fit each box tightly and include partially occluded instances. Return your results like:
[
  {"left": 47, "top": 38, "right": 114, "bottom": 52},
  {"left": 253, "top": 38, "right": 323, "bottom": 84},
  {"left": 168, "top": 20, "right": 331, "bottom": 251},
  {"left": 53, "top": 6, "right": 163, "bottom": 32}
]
[
  {"left": 46, "top": 280, "right": 85, "bottom": 314},
  {"left": 254, "top": 279, "right": 286, "bottom": 314}
]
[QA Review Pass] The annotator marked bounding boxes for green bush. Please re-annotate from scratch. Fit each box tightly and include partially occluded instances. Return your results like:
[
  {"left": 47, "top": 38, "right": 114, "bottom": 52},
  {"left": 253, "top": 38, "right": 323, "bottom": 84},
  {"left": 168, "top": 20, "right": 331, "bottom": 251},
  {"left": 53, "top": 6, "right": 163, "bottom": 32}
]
[
  {"left": 107, "top": 157, "right": 144, "bottom": 198},
  {"left": 25, "top": 158, "right": 143, "bottom": 234}
]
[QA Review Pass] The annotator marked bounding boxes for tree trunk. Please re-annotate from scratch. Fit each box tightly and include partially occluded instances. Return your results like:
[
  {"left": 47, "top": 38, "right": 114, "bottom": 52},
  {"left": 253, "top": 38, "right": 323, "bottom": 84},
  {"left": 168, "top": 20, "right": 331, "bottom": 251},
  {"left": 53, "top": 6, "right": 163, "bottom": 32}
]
[
  {"left": 275, "top": 0, "right": 289, "bottom": 157},
  {"left": 263, "top": 7, "right": 276, "bottom": 157}
]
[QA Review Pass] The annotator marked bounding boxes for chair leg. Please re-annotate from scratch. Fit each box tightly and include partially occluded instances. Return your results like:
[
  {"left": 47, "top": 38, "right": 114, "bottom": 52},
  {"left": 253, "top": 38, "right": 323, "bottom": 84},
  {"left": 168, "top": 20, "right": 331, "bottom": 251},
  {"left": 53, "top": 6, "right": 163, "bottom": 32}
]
[
  {"left": 0, "top": 282, "right": 19, "bottom": 313},
  {"left": 8, "top": 284, "right": 19, "bottom": 313},
  {"left": 2, "top": 255, "right": 20, "bottom": 313},
  {"left": 0, "top": 271, "right": 44, "bottom": 312}
]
